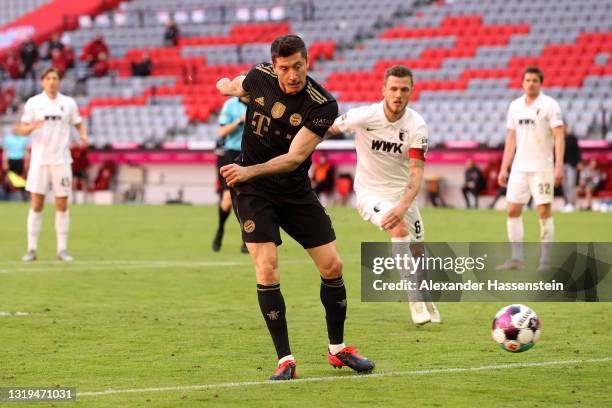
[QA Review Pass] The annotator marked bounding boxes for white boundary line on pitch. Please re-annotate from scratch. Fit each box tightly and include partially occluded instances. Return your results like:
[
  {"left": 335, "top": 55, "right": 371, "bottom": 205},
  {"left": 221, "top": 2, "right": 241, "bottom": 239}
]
[
  {"left": 0, "top": 258, "right": 324, "bottom": 274},
  {"left": 79, "top": 357, "right": 612, "bottom": 398}
]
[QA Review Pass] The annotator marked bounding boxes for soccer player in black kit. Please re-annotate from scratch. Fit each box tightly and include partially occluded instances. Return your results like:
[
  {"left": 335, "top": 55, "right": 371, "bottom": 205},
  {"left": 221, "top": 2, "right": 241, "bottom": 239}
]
[{"left": 217, "top": 35, "right": 374, "bottom": 380}]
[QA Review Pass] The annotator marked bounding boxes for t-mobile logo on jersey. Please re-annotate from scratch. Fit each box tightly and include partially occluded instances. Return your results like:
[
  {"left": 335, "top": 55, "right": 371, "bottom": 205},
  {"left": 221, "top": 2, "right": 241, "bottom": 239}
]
[
  {"left": 251, "top": 112, "right": 271, "bottom": 136},
  {"left": 371, "top": 139, "right": 403, "bottom": 154}
]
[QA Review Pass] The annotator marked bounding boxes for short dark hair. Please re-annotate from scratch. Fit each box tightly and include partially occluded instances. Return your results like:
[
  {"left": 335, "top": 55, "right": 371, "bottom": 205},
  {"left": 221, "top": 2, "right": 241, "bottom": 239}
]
[
  {"left": 523, "top": 66, "right": 544, "bottom": 84},
  {"left": 384, "top": 65, "right": 413, "bottom": 84},
  {"left": 270, "top": 35, "right": 307, "bottom": 62},
  {"left": 40, "top": 67, "right": 61, "bottom": 80}
]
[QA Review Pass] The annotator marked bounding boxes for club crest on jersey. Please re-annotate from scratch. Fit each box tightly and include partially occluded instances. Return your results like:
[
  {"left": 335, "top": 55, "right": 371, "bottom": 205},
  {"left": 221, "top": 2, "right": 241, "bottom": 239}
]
[
  {"left": 271, "top": 102, "right": 286, "bottom": 119},
  {"left": 289, "top": 113, "right": 302, "bottom": 126},
  {"left": 399, "top": 129, "right": 409, "bottom": 141}
]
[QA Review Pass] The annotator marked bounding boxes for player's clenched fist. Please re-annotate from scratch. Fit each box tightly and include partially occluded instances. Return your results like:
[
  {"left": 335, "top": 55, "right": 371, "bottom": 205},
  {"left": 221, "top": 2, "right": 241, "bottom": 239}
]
[
  {"left": 220, "top": 163, "right": 252, "bottom": 186},
  {"left": 216, "top": 78, "right": 232, "bottom": 95}
]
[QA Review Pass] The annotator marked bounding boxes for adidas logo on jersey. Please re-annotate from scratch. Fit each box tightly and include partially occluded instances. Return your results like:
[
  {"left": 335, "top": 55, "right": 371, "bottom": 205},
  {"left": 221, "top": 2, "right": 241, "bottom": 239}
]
[
  {"left": 371, "top": 139, "right": 403, "bottom": 153},
  {"left": 255, "top": 96, "right": 265, "bottom": 106}
]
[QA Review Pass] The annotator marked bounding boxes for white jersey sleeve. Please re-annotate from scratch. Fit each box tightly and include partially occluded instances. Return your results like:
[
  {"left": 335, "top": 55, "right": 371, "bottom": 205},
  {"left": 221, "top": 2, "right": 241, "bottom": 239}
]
[
  {"left": 70, "top": 98, "right": 83, "bottom": 126},
  {"left": 333, "top": 106, "right": 371, "bottom": 133},
  {"left": 546, "top": 99, "right": 563, "bottom": 129},
  {"left": 409, "top": 122, "right": 428, "bottom": 155},
  {"left": 506, "top": 102, "right": 516, "bottom": 130},
  {"left": 21, "top": 98, "right": 35, "bottom": 124}
]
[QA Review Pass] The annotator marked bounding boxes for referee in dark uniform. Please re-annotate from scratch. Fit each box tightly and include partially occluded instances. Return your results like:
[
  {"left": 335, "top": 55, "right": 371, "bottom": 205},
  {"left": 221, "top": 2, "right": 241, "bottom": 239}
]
[
  {"left": 213, "top": 94, "right": 249, "bottom": 253},
  {"left": 217, "top": 35, "right": 374, "bottom": 380}
]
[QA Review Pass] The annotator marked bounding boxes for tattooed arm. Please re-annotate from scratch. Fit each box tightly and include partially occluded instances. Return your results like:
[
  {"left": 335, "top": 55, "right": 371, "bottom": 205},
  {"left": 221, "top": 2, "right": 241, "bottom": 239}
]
[{"left": 380, "top": 158, "right": 425, "bottom": 231}]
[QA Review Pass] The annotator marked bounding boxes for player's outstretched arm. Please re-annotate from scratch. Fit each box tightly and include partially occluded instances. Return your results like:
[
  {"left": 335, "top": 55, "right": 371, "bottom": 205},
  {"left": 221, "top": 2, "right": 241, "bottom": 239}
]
[
  {"left": 552, "top": 125, "right": 565, "bottom": 186},
  {"left": 498, "top": 129, "right": 516, "bottom": 187},
  {"left": 216, "top": 76, "right": 248, "bottom": 97},
  {"left": 220, "top": 126, "right": 322, "bottom": 186},
  {"left": 326, "top": 123, "right": 342, "bottom": 137},
  {"left": 381, "top": 158, "right": 424, "bottom": 230}
]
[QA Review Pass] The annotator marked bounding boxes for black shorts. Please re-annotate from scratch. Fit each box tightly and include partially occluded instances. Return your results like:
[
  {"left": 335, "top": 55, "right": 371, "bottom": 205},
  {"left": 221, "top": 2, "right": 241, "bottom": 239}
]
[
  {"left": 217, "top": 150, "right": 240, "bottom": 191},
  {"left": 73, "top": 169, "right": 87, "bottom": 180},
  {"left": 230, "top": 186, "right": 336, "bottom": 249},
  {"left": 8, "top": 159, "right": 24, "bottom": 175}
]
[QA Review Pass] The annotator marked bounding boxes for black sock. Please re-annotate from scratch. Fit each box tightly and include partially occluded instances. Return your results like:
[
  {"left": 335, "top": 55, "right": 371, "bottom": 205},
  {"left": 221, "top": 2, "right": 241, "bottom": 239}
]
[
  {"left": 320, "top": 276, "right": 347, "bottom": 345},
  {"left": 217, "top": 205, "right": 230, "bottom": 232},
  {"left": 257, "top": 283, "right": 291, "bottom": 360}
]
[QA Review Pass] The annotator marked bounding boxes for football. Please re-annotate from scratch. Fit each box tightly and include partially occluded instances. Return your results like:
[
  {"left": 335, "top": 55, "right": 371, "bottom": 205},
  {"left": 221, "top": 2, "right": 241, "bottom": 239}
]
[{"left": 492, "top": 304, "right": 541, "bottom": 353}]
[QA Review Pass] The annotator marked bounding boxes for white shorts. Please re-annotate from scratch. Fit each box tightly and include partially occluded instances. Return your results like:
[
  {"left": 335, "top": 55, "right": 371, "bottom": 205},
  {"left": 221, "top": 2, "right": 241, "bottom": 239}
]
[
  {"left": 26, "top": 164, "right": 72, "bottom": 197},
  {"left": 357, "top": 194, "right": 424, "bottom": 241},
  {"left": 506, "top": 170, "right": 553, "bottom": 205}
]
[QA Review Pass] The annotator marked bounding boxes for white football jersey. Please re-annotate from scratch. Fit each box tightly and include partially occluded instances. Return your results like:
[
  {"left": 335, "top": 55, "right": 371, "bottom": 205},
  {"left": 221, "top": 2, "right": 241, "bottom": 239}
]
[
  {"left": 334, "top": 101, "right": 428, "bottom": 197},
  {"left": 506, "top": 92, "right": 563, "bottom": 172},
  {"left": 21, "top": 92, "right": 82, "bottom": 167}
]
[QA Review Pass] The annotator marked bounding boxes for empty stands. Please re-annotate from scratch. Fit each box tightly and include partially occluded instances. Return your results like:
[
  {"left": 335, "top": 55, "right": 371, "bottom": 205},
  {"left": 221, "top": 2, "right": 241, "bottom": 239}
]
[{"left": 1, "top": 0, "right": 610, "bottom": 147}]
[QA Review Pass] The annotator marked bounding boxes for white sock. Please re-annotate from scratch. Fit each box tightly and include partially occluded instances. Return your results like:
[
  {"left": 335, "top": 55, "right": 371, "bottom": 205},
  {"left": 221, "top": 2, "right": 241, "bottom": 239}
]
[
  {"left": 55, "top": 210, "right": 70, "bottom": 254},
  {"left": 27, "top": 209, "right": 43, "bottom": 251},
  {"left": 391, "top": 236, "right": 411, "bottom": 271},
  {"left": 392, "top": 235, "right": 425, "bottom": 303},
  {"left": 278, "top": 354, "right": 295, "bottom": 365},
  {"left": 539, "top": 217, "right": 554, "bottom": 242},
  {"left": 329, "top": 343, "right": 346, "bottom": 355},
  {"left": 507, "top": 216, "right": 524, "bottom": 261},
  {"left": 539, "top": 217, "right": 554, "bottom": 265}
]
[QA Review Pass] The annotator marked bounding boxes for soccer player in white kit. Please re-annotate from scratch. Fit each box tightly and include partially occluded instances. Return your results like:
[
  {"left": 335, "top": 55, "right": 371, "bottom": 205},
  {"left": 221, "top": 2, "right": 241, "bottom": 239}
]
[
  {"left": 19, "top": 67, "right": 88, "bottom": 262},
  {"left": 328, "top": 65, "right": 440, "bottom": 326},
  {"left": 497, "top": 67, "right": 565, "bottom": 271}
]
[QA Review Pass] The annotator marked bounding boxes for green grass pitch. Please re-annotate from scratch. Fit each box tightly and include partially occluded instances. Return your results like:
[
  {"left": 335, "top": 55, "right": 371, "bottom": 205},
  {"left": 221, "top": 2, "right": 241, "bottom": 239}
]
[{"left": 1, "top": 203, "right": 611, "bottom": 407}]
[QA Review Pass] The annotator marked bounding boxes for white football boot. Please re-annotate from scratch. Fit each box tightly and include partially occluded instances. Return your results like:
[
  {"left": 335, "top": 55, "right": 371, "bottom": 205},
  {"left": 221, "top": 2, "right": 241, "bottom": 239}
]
[
  {"left": 409, "top": 301, "right": 431, "bottom": 326},
  {"left": 426, "top": 302, "right": 441, "bottom": 323},
  {"left": 57, "top": 250, "right": 74, "bottom": 262},
  {"left": 22, "top": 250, "right": 37, "bottom": 262}
]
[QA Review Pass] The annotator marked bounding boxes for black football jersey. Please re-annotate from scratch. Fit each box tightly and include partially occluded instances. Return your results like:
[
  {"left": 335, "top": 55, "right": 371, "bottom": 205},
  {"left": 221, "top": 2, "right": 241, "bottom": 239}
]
[{"left": 239, "top": 62, "right": 338, "bottom": 195}]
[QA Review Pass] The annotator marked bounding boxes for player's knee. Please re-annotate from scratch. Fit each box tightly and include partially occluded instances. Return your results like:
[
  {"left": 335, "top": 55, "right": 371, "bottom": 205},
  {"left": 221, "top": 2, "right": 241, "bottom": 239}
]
[
  {"left": 319, "top": 256, "right": 343, "bottom": 279},
  {"left": 507, "top": 206, "right": 522, "bottom": 218},
  {"left": 31, "top": 203, "right": 43, "bottom": 212},
  {"left": 390, "top": 222, "right": 409, "bottom": 238},
  {"left": 221, "top": 199, "right": 232, "bottom": 212},
  {"left": 56, "top": 202, "right": 68, "bottom": 212},
  {"left": 537, "top": 205, "right": 551, "bottom": 219},
  {"left": 254, "top": 261, "right": 279, "bottom": 284},
  {"left": 221, "top": 191, "right": 232, "bottom": 210},
  {"left": 31, "top": 199, "right": 44, "bottom": 212}
]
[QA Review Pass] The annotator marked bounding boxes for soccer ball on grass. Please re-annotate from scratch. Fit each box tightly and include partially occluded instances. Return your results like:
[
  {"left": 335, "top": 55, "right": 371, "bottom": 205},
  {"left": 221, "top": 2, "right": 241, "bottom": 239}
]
[{"left": 491, "top": 304, "right": 541, "bottom": 352}]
